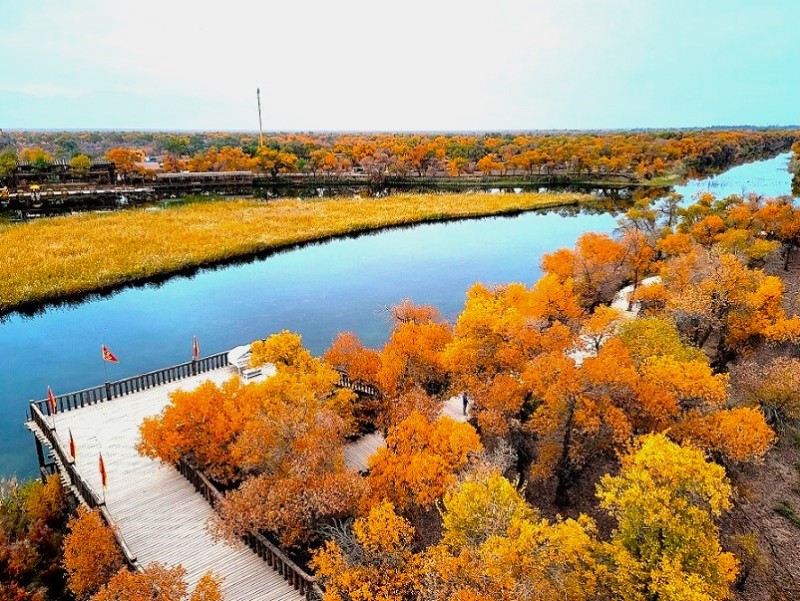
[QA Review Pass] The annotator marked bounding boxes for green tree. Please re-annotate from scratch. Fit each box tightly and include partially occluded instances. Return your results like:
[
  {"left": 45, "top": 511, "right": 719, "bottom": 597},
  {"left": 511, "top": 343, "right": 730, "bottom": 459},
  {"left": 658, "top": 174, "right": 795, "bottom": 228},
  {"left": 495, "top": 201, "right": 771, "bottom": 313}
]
[
  {"left": 70, "top": 154, "right": 93, "bottom": 179},
  {"left": 0, "top": 150, "right": 17, "bottom": 183}
]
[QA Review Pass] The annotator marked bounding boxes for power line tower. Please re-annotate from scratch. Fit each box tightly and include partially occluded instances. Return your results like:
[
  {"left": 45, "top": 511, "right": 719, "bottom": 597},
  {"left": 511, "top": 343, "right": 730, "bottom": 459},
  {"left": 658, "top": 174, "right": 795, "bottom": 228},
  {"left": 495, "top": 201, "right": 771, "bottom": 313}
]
[{"left": 256, "top": 88, "right": 264, "bottom": 149}]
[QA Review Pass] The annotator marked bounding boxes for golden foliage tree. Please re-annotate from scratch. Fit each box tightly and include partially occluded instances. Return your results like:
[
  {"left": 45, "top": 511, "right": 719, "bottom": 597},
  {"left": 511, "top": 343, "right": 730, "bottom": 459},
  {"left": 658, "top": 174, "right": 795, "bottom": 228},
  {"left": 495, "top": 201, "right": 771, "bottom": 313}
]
[
  {"left": 69, "top": 154, "right": 93, "bottom": 178},
  {"left": 138, "top": 377, "right": 263, "bottom": 484},
  {"left": 90, "top": 564, "right": 222, "bottom": 601},
  {"left": 63, "top": 508, "right": 124, "bottom": 599},
  {"left": 425, "top": 471, "right": 600, "bottom": 601},
  {"left": 367, "top": 412, "right": 482, "bottom": 511},
  {"left": 597, "top": 434, "right": 738, "bottom": 601},
  {"left": 311, "top": 501, "right": 422, "bottom": 601},
  {"left": 542, "top": 232, "right": 628, "bottom": 308},
  {"left": 0, "top": 475, "right": 66, "bottom": 601},
  {"left": 214, "top": 332, "right": 363, "bottom": 547},
  {"left": 105, "top": 148, "right": 145, "bottom": 180}
]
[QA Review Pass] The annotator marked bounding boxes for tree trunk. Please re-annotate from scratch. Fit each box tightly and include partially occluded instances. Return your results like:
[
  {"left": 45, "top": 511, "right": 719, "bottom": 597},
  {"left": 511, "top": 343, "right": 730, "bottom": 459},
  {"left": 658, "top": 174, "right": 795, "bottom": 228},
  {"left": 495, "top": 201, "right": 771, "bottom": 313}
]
[{"left": 554, "top": 398, "right": 577, "bottom": 507}]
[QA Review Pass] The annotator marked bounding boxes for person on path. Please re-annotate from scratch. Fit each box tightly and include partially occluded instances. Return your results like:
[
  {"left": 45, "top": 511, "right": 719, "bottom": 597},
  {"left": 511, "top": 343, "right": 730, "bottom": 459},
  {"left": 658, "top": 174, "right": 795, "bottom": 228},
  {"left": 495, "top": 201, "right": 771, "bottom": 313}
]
[{"left": 462, "top": 392, "right": 469, "bottom": 416}]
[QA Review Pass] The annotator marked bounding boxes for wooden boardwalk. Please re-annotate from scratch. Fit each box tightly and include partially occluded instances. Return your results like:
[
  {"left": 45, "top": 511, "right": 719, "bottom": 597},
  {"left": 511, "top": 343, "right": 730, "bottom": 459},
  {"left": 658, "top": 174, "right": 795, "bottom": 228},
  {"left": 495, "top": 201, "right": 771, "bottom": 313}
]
[{"left": 29, "top": 365, "right": 303, "bottom": 601}]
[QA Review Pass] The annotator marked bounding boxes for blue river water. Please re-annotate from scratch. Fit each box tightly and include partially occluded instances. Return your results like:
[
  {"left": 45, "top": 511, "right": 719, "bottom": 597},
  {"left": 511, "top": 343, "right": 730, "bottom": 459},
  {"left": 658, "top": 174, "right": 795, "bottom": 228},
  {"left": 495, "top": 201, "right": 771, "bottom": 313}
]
[{"left": 0, "top": 153, "right": 794, "bottom": 478}]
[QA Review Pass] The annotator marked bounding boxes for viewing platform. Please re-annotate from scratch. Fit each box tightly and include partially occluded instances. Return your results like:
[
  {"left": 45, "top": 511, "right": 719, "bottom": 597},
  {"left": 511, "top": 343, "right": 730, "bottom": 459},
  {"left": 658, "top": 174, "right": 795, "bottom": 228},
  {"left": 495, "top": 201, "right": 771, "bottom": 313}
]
[
  {"left": 26, "top": 351, "right": 327, "bottom": 601},
  {"left": 24, "top": 344, "right": 444, "bottom": 600}
]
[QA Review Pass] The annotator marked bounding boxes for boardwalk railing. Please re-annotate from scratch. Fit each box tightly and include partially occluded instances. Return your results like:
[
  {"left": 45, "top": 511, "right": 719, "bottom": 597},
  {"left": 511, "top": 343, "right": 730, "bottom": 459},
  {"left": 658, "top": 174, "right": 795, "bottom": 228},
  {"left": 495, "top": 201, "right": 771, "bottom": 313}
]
[
  {"left": 335, "top": 369, "right": 380, "bottom": 397},
  {"left": 29, "top": 403, "right": 141, "bottom": 572},
  {"left": 176, "top": 459, "right": 324, "bottom": 601},
  {"left": 27, "top": 352, "right": 375, "bottom": 420},
  {"left": 28, "top": 352, "right": 230, "bottom": 418}
]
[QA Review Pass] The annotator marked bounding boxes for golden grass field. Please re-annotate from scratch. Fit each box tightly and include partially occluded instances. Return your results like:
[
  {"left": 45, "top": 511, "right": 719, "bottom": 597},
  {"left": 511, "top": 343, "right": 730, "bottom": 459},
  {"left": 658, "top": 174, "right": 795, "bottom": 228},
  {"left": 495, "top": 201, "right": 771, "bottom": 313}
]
[{"left": 0, "top": 192, "right": 591, "bottom": 313}]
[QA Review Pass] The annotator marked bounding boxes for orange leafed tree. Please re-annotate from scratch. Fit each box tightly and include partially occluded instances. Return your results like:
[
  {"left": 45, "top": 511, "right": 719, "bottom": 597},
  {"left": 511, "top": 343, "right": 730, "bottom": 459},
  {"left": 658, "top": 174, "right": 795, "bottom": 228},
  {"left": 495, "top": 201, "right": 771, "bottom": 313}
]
[
  {"left": 213, "top": 332, "right": 364, "bottom": 547},
  {"left": 657, "top": 248, "right": 800, "bottom": 358},
  {"left": 63, "top": 508, "right": 124, "bottom": 599},
  {"left": 542, "top": 232, "right": 628, "bottom": 309},
  {"left": 138, "top": 377, "right": 263, "bottom": 484},
  {"left": 442, "top": 282, "right": 576, "bottom": 437},
  {"left": 105, "top": 148, "right": 145, "bottom": 180},
  {"left": 90, "top": 564, "right": 222, "bottom": 601},
  {"left": 376, "top": 317, "right": 452, "bottom": 399},
  {"left": 367, "top": 412, "right": 482, "bottom": 511},
  {"left": 311, "top": 501, "right": 422, "bottom": 601}
]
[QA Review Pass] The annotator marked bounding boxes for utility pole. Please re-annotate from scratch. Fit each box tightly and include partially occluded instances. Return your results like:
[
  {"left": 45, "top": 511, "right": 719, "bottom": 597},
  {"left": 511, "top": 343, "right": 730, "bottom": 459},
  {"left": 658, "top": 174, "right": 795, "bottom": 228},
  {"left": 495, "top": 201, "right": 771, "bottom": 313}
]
[{"left": 256, "top": 88, "right": 264, "bottom": 149}]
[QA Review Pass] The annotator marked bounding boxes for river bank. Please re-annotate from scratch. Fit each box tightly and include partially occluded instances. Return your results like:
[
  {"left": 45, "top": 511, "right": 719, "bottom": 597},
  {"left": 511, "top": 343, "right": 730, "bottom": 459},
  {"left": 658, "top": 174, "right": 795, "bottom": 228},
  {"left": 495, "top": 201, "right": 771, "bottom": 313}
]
[{"left": 0, "top": 191, "right": 592, "bottom": 316}]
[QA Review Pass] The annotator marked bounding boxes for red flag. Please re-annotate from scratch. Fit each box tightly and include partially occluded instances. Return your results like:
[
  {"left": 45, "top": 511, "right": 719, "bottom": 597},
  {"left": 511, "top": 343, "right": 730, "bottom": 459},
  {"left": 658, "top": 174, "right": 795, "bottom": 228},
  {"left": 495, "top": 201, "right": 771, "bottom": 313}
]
[
  {"left": 101, "top": 345, "right": 119, "bottom": 363},
  {"left": 192, "top": 336, "right": 200, "bottom": 360},
  {"left": 99, "top": 453, "right": 107, "bottom": 488},
  {"left": 47, "top": 386, "right": 57, "bottom": 415},
  {"left": 69, "top": 429, "right": 76, "bottom": 460}
]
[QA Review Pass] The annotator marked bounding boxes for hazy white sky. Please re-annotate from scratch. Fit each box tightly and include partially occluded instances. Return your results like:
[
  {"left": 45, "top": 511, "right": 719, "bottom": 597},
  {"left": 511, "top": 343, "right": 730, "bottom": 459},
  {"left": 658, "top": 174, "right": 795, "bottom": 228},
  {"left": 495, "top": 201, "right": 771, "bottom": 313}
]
[{"left": 1, "top": 0, "right": 798, "bottom": 130}]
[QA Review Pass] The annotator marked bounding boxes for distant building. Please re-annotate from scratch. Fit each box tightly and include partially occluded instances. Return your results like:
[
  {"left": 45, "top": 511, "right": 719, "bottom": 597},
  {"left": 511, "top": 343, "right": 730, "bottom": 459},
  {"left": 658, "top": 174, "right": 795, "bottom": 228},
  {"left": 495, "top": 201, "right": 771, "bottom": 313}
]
[{"left": 9, "top": 159, "right": 116, "bottom": 188}]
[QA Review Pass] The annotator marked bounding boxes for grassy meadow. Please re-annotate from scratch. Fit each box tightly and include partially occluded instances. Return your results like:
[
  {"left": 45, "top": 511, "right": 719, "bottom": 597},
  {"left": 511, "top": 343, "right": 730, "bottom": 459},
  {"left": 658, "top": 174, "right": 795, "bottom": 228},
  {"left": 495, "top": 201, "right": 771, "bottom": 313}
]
[{"left": 0, "top": 192, "right": 591, "bottom": 313}]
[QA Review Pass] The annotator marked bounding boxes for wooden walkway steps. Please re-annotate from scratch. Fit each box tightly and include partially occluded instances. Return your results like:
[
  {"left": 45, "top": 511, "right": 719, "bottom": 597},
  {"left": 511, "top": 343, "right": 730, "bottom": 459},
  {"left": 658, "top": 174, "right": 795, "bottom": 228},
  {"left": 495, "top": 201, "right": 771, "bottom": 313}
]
[{"left": 29, "top": 366, "right": 303, "bottom": 601}]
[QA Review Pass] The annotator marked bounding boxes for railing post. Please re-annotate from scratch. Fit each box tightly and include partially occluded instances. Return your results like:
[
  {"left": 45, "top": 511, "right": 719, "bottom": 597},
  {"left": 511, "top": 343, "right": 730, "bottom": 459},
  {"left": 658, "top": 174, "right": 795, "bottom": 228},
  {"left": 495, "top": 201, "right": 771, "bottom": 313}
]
[
  {"left": 105, "top": 381, "right": 112, "bottom": 400},
  {"left": 34, "top": 437, "right": 46, "bottom": 482},
  {"left": 191, "top": 358, "right": 197, "bottom": 376}
]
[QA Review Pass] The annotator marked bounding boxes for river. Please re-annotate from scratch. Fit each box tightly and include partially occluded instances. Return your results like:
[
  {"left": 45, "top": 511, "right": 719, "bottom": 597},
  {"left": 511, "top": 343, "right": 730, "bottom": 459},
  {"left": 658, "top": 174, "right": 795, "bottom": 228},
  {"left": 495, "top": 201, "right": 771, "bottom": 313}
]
[{"left": 0, "top": 153, "right": 795, "bottom": 478}]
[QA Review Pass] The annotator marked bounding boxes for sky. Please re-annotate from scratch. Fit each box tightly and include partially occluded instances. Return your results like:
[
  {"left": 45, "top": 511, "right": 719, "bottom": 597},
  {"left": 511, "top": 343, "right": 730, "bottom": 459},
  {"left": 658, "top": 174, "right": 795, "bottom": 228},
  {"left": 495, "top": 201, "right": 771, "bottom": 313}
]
[{"left": 0, "top": 0, "right": 798, "bottom": 131}]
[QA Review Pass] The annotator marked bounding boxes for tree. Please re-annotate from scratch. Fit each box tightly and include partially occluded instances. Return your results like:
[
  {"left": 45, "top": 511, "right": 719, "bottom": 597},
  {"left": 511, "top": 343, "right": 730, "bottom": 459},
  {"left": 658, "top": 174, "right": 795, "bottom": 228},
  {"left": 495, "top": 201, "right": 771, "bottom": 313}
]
[
  {"left": 476, "top": 153, "right": 503, "bottom": 175},
  {"left": 442, "top": 282, "right": 576, "bottom": 438},
  {"left": 69, "top": 154, "right": 93, "bottom": 179},
  {"left": 674, "top": 407, "right": 775, "bottom": 463},
  {"left": 732, "top": 357, "right": 800, "bottom": 427},
  {"left": 138, "top": 377, "right": 264, "bottom": 484},
  {"left": 19, "top": 147, "right": 52, "bottom": 172},
  {"left": 367, "top": 412, "right": 482, "bottom": 512},
  {"left": 161, "top": 154, "right": 186, "bottom": 173},
  {"left": 253, "top": 147, "right": 298, "bottom": 176},
  {"left": 542, "top": 232, "right": 628, "bottom": 309},
  {"left": 580, "top": 305, "right": 624, "bottom": 354},
  {"left": 377, "top": 317, "right": 452, "bottom": 398},
  {"left": 323, "top": 331, "right": 382, "bottom": 385},
  {"left": 425, "top": 471, "right": 600, "bottom": 601},
  {"left": 659, "top": 248, "right": 800, "bottom": 361},
  {"left": 438, "top": 471, "right": 535, "bottom": 551},
  {"left": 523, "top": 341, "right": 636, "bottom": 505},
  {"left": 90, "top": 564, "right": 222, "bottom": 601},
  {"left": 447, "top": 156, "right": 468, "bottom": 176},
  {"left": 311, "top": 501, "right": 422, "bottom": 601},
  {"left": 105, "top": 148, "right": 145, "bottom": 181},
  {"left": 597, "top": 434, "right": 738, "bottom": 601},
  {"left": 615, "top": 317, "right": 705, "bottom": 366},
  {"left": 187, "top": 146, "right": 254, "bottom": 172},
  {"left": 212, "top": 331, "right": 363, "bottom": 547},
  {"left": 63, "top": 508, "right": 124, "bottom": 599},
  {"left": 0, "top": 150, "right": 16, "bottom": 183},
  {"left": 0, "top": 475, "right": 66, "bottom": 601}
]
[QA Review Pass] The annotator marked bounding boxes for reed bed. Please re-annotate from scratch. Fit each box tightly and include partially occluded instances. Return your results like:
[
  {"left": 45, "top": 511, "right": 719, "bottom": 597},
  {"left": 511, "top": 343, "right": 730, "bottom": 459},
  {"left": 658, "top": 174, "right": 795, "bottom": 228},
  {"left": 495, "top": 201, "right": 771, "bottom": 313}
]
[{"left": 0, "top": 192, "right": 590, "bottom": 313}]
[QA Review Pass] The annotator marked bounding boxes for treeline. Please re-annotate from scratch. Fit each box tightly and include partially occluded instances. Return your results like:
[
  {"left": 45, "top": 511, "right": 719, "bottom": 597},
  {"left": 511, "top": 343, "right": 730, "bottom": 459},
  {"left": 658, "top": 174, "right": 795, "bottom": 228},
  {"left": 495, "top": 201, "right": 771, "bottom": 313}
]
[
  {"left": 136, "top": 191, "right": 800, "bottom": 599},
  {"left": 2, "top": 129, "right": 798, "bottom": 184}
]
